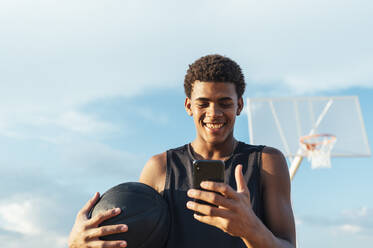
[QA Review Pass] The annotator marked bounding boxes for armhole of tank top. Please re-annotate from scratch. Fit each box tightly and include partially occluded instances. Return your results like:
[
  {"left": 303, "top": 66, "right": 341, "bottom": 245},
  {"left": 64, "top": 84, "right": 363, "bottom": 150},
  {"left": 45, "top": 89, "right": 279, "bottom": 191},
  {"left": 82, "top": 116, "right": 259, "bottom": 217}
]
[
  {"left": 257, "top": 145, "right": 265, "bottom": 198},
  {"left": 161, "top": 150, "right": 171, "bottom": 197}
]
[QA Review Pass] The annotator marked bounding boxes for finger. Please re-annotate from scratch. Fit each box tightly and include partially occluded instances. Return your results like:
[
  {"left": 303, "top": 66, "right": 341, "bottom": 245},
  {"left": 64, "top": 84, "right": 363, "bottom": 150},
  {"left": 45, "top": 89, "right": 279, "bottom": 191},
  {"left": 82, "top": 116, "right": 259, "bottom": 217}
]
[
  {"left": 87, "top": 208, "right": 122, "bottom": 227},
  {"left": 199, "top": 181, "right": 238, "bottom": 199},
  {"left": 235, "top": 164, "right": 249, "bottom": 194},
  {"left": 79, "top": 192, "right": 100, "bottom": 218},
  {"left": 187, "top": 189, "right": 235, "bottom": 209},
  {"left": 85, "top": 224, "right": 128, "bottom": 241},
  {"left": 89, "top": 240, "right": 127, "bottom": 248},
  {"left": 193, "top": 213, "right": 224, "bottom": 229},
  {"left": 186, "top": 201, "right": 231, "bottom": 218}
]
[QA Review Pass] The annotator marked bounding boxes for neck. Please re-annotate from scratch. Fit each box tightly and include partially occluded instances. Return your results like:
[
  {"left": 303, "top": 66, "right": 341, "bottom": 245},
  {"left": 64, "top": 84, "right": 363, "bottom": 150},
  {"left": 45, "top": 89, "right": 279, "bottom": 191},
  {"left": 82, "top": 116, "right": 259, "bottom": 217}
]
[{"left": 190, "top": 137, "right": 238, "bottom": 161}]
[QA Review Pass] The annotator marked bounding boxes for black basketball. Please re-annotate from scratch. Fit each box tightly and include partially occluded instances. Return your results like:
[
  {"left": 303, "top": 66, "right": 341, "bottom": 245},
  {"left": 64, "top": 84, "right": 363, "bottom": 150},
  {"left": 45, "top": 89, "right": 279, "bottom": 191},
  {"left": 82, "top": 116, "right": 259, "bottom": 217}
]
[{"left": 90, "top": 182, "right": 170, "bottom": 248}]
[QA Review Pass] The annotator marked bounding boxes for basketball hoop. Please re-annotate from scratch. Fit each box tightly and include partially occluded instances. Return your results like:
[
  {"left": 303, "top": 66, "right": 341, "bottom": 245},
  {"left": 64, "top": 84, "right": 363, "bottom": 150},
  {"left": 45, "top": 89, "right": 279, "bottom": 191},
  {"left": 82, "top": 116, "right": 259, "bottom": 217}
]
[{"left": 300, "top": 134, "right": 337, "bottom": 169}]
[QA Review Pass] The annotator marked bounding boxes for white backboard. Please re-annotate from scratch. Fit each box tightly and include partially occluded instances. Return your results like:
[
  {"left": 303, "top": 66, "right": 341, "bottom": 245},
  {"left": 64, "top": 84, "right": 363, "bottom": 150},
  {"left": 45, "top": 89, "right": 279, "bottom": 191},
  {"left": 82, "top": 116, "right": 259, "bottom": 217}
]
[{"left": 246, "top": 96, "right": 371, "bottom": 158}]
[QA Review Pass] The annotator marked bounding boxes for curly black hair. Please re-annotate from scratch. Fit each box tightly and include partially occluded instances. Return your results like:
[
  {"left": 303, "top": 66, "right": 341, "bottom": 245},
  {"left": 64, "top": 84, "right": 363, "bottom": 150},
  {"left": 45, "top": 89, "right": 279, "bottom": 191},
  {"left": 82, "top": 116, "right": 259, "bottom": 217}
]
[{"left": 184, "top": 54, "right": 245, "bottom": 98}]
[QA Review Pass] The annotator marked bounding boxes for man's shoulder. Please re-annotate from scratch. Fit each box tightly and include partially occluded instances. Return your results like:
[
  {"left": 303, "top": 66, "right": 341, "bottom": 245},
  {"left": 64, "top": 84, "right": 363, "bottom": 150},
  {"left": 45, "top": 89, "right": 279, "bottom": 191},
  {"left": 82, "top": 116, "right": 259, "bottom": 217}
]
[
  {"left": 261, "top": 146, "right": 287, "bottom": 168},
  {"left": 260, "top": 146, "right": 290, "bottom": 190},
  {"left": 146, "top": 152, "right": 167, "bottom": 170},
  {"left": 261, "top": 146, "right": 284, "bottom": 157}
]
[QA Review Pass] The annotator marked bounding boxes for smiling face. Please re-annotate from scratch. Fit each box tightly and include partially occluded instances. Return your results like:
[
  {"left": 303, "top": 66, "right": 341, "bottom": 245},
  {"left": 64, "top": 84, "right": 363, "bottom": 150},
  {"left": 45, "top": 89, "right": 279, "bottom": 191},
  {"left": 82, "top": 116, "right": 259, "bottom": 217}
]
[{"left": 185, "top": 81, "right": 243, "bottom": 146}]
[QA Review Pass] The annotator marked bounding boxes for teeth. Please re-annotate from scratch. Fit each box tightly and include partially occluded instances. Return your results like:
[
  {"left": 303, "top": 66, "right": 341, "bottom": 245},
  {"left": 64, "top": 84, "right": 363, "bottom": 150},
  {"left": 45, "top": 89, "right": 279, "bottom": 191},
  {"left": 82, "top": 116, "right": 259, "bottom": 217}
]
[{"left": 205, "top": 123, "right": 224, "bottom": 129}]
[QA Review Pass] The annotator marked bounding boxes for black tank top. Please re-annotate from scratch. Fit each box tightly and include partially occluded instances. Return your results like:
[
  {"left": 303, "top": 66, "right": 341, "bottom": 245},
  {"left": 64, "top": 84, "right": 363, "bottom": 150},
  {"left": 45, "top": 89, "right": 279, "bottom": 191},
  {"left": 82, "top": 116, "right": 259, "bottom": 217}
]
[{"left": 162, "top": 141, "right": 265, "bottom": 248}]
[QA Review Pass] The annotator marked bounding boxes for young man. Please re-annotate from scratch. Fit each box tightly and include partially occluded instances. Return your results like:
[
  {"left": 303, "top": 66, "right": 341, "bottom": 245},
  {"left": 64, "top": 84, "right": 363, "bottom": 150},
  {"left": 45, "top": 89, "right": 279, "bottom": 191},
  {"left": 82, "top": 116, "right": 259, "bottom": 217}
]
[{"left": 68, "top": 55, "right": 296, "bottom": 248}]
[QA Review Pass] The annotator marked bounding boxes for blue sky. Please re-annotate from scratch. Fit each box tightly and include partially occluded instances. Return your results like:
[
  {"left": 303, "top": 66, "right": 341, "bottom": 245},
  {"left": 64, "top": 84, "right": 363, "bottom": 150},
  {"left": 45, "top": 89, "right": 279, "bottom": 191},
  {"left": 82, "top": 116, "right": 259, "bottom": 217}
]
[{"left": 0, "top": 0, "right": 372, "bottom": 247}]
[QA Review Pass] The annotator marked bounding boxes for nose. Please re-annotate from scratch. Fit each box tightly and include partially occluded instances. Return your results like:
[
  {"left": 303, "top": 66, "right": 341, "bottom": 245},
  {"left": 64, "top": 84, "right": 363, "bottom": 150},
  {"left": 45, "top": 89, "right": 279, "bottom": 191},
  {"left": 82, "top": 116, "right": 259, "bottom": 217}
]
[{"left": 206, "top": 103, "right": 223, "bottom": 117}]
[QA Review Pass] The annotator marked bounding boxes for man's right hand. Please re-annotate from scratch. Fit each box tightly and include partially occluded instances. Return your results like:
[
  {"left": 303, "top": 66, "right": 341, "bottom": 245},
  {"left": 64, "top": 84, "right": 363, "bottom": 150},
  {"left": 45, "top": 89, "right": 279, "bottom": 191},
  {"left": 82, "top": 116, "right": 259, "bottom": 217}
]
[{"left": 68, "top": 192, "right": 128, "bottom": 248}]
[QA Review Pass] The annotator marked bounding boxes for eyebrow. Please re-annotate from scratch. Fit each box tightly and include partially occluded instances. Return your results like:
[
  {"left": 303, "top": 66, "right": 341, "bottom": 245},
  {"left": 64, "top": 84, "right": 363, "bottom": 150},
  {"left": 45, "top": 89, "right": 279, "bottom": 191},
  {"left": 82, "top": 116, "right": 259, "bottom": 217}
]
[
  {"left": 218, "top": 97, "right": 234, "bottom": 102},
  {"left": 195, "top": 97, "right": 233, "bottom": 102}
]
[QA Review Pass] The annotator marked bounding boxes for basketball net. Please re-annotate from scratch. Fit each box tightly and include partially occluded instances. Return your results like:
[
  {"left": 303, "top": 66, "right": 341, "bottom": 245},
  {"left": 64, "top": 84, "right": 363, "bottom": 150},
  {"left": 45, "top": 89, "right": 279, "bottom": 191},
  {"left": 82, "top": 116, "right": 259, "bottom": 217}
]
[{"left": 300, "top": 134, "right": 337, "bottom": 169}]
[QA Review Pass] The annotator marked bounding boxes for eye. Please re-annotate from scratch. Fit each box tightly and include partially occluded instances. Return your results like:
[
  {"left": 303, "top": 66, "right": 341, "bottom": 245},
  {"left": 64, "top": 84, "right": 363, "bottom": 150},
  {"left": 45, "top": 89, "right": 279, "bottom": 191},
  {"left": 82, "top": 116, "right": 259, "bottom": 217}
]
[
  {"left": 220, "top": 102, "right": 233, "bottom": 108},
  {"left": 196, "top": 102, "right": 209, "bottom": 108}
]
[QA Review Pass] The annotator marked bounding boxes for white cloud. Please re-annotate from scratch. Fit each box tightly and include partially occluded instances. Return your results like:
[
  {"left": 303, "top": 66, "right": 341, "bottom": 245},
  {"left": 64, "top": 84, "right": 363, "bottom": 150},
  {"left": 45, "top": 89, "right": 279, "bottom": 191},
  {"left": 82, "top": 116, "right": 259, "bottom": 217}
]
[
  {"left": 134, "top": 107, "right": 169, "bottom": 125},
  {"left": 53, "top": 111, "right": 117, "bottom": 134},
  {"left": 339, "top": 224, "right": 362, "bottom": 234},
  {"left": 301, "top": 206, "right": 373, "bottom": 237},
  {"left": 0, "top": 127, "right": 24, "bottom": 139},
  {"left": 0, "top": 110, "right": 117, "bottom": 144},
  {"left": 0, "top": 234, "right": 68, "bottom": 248},
  {"left": 0, "top": 194, "right": 68, "bottom": 248},
  {"left": 61, "top": 140, "right": 144, "bottom": 174},
  {"left": 342, "top": 206, "right": 368, "bottom": 218},
  {"left": 0, "top": 200, "right": 41, "bottom": 235}
]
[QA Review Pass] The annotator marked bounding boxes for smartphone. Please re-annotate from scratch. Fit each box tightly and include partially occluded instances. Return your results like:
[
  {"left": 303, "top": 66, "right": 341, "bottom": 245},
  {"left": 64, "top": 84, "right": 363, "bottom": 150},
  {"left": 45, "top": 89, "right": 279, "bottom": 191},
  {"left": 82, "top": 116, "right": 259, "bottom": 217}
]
[{"left": 192, "top": 160, "right": 225, "bottom": 210}]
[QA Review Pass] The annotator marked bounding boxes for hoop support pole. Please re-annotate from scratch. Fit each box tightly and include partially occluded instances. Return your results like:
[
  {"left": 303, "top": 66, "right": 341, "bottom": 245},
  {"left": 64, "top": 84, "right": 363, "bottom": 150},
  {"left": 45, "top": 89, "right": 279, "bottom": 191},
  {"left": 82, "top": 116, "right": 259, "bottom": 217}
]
[{"left": 289, "top": 155, "right": 303, "bottom": 180}]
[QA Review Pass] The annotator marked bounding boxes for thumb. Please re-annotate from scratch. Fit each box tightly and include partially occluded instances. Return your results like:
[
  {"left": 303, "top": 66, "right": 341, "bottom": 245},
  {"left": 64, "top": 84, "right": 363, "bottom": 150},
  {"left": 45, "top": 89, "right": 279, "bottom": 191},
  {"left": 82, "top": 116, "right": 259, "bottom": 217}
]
[{"left": 235, "top": 164, "right": 249, "bottom": 194}]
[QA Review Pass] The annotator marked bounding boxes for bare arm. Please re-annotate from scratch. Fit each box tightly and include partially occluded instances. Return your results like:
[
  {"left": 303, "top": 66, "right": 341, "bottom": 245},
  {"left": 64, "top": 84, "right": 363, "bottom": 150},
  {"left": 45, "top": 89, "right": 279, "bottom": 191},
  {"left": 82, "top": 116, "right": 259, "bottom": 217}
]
[
  {"left": 139, "top": 152, "right": 167, "bottom": 193},
  {"left": 252, "top": 146, "right": 296, "bottom": 247},
  {"left": 238, "top": 146, "right": 296, "bottom": 247}
]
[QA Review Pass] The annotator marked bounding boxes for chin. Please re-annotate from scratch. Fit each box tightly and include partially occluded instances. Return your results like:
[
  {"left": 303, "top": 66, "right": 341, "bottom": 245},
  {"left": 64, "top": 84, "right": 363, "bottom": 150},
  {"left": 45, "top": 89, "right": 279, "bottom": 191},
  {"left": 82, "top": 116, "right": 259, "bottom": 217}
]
[{"left": 204, "top": 136, "right": 229, "bottom": 145}]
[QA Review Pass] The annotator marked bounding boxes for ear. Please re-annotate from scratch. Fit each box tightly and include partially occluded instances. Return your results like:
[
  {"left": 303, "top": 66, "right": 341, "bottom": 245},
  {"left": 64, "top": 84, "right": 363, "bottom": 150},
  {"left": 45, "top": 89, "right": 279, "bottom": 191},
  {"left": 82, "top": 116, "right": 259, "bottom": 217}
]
[
  {"left": 236, "top": 97, "right": 244, "bottom": 116},
  {"left": 184, "top": 97, "right": 193, "bottom": 116}
]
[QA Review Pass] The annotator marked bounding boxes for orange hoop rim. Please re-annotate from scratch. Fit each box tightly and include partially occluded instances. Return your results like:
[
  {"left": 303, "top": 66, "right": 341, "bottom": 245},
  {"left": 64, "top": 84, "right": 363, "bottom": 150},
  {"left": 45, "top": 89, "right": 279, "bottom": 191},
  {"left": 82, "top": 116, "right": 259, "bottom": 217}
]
[{"left": 300, "top": 133, "right": 337, "bottom": 151}]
